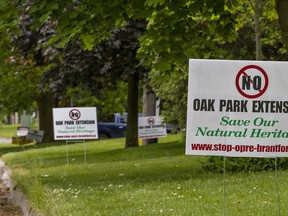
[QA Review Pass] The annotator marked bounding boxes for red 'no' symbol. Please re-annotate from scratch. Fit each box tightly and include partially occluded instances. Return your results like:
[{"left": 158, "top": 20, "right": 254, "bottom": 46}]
[
  {"left": 147, "top": 117, "right": 155, "bottom": 125},
  {"left": 235, "top": 65, "right": 269, "bottom": 99},
  {"left": 69, "top": 109, "right": 81, "bottom": 120}
]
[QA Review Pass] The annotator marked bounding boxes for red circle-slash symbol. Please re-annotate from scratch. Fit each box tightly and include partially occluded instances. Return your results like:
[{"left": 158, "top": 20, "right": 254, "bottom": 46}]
[
  {"left": 69, "top": 109, "right": 81, "bottom": 120},
  {"left": 147, "top": 117, "right": 155, "bottom": 125},
  {"left": 235, "top": 65, "right": 269, "bottom": 99}
]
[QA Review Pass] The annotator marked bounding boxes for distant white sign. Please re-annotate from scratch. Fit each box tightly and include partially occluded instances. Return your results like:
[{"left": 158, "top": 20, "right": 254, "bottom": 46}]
[
  {"left": 138, "top": 116, "right": 167, "bottom": 139},
  {"left": 53, "top": 107, "right": 98, "bottom": 140},
  {"left": 17, "top": 127, "right": 29, "bottom": 136},
  {"left": 27, "top": 129, "right": 44, "bottom": 143}
]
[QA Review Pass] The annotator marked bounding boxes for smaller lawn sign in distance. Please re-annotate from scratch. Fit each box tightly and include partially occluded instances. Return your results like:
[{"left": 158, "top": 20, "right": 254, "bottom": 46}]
[
  {"left": 138, "top": 116, "right": 167, "bottom": 139},
  {"left": 186, "top": 59, "right": 288, "bottom": 158},
  {"left": 17, "top": 127, "right": 29, "bottom": 136},
  {"left": 27, "top": 129, "right": 44, "bottom": 143},
  {"left": 53, "top": 107, "right": 98, "bottom": 140}
]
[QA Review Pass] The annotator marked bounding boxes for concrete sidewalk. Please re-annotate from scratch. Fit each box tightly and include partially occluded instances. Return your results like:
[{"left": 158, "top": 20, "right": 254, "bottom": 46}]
[
  {"left": 0, "top": 160, "right": 41, "bottom": 216},
  {"left": 0, "top": 138, "right": 12, "bottom": 144}
]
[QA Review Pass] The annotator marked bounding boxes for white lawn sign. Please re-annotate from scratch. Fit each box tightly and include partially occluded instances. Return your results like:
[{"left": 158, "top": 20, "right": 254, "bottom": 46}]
[
  {"left": 53, "top": 107, "right": 98, "bottom": 140},
  {"left": 186, "top": 59, "right": 288, "bottom": 157},
  {"left": 138, "top": 116, "right": 167, "bottom": 139}
]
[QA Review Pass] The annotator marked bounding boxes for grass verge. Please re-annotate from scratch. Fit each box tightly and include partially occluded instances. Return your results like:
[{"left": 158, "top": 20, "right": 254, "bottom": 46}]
[
  {"left": 0, "top": 124, "right": 20, "bottom": 138},
  {"left": 0, "top": 126, "right": 287, "bottom": 215}
]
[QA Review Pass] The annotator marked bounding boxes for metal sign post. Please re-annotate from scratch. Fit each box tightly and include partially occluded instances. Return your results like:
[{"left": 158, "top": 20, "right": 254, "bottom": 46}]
[
  {"left": 65, "top": 139, "right": 86, "bottom": 165},
  {"left": 66, "top": 140, "right": 69, "bottom": 165},
  {"left": 223, "top": 157, "right": 227, "bottom": 216},
  {"left": 275, "top": 157, "right": 281, "bottom": 216}
]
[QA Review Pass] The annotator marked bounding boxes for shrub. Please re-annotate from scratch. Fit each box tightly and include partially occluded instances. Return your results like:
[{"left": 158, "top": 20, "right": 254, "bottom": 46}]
[{"left": 202, "top": 156, "right": 288, "bottom": 172}]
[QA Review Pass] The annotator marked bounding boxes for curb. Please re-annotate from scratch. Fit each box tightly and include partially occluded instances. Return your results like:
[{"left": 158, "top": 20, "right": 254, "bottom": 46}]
[{"left": 0, "top": 159, "right": 42, "bottom": 216}]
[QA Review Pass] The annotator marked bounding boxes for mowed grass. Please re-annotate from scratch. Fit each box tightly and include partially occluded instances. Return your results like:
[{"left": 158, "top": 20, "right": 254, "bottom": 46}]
[
  {"left": 0, "top": 125, "right": 288, "bottom": 215},
  {"left": 0, "top": 124, "right": 20, "bottom": 138}
]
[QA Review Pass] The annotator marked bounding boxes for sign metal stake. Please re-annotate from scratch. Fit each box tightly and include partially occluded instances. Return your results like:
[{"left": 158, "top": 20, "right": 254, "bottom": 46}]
[
  {"left": 223, "top": 156, "right": 227, "bottom": 216},
  {"left": 83, "top": 140, "right": 86, "bottom": 164},
  {"left": 275, "top": 157, "right": 281, "bottom": 216},
  {"left": 66, "top": 140, "right": 69, "bottom": 165}
]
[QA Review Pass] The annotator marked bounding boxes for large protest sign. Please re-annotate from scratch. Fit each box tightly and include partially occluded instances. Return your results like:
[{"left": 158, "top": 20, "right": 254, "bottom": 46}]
[
  {"left": 186, "top": 59, "right": 288, "bottom": 157},
  {"left": 53, "top": 107, "right": 98, "bottom": 140}
]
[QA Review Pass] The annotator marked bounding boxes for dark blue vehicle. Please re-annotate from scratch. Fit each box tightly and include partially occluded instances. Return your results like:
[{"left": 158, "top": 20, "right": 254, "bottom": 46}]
[{"left": 98, "top": 113, "right": 126, "bottom": 138}]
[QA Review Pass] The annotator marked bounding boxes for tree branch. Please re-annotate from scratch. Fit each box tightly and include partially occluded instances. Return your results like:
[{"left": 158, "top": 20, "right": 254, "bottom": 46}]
[{"left": 276, "top": 0, "right": 288, "bottom": 48}]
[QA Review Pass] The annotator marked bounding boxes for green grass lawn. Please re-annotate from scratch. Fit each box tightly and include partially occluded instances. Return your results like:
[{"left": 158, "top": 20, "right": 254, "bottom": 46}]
[
  {"left": 0, "top": 125, "right": 287, "bottom": 215},
  {"left": 0, "top": 124, "right": 20, "bottom": 138}
]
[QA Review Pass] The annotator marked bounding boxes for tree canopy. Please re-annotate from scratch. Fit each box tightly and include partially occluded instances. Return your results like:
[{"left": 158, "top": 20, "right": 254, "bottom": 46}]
[{"left": 0, "top": 0, "right": 287, "bottom": 145}]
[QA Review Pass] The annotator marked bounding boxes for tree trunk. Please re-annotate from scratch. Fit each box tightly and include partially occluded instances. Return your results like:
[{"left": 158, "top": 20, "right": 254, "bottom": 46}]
[
  {"left": 255, "top": 0, "right": 263, "bottom": 60},
  {"left": 276, "top": 0, "right": 288, "bottom": 48},
  {"left": 37, "top": 91, "right": 57, "bottom": 142},
  {"left": 125, "top": 73, "right": 139, "bottom": 148},
  {"left": 142, "top": 79, "right": 158, "bottom": 145}
]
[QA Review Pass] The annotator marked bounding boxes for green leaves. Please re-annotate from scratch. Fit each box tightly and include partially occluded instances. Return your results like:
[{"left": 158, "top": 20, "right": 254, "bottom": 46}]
[
  {"left": 0, "top": 0, "right": 286, "bottom": 128},
  {"left": 80, "top": 33, "right": 95, "bottom": 51},
  {"left": 145, "top": 0, "right": 166, "bottom": 7}
]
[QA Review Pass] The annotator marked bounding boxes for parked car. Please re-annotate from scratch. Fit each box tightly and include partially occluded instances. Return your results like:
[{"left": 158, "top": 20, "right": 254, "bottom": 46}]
[{"left": 98, "top": 113, "right": 126, "bottom": 138}]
